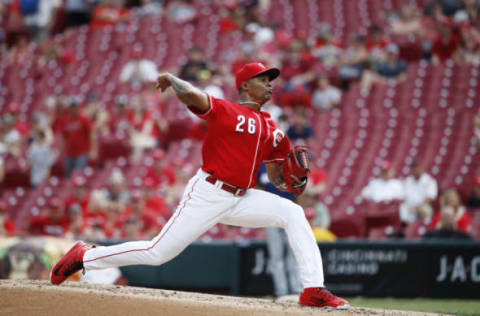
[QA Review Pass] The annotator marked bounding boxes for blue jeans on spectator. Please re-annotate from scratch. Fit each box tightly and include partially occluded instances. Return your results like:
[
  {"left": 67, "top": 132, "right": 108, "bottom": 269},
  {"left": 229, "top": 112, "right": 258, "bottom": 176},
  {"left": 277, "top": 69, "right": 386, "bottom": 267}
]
[{"left": 65, "top": 154, "right": 88, "bottom": 177}]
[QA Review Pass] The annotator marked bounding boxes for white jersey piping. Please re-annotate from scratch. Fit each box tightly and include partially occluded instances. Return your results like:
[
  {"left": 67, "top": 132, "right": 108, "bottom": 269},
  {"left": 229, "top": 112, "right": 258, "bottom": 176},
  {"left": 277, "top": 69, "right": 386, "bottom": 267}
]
[{"left": 247, "top": 112, "right": 263, "bottom": 188}]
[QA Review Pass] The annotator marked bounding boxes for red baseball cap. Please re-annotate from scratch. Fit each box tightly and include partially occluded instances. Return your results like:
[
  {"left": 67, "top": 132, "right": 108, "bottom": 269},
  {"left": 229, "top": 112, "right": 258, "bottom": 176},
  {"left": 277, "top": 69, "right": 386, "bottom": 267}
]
[
  {"left": 235, "top": 62, "right": 280, "bottom": 90},
  {"left": 474, "top": 176, "right": 480, "bottom": 186}
]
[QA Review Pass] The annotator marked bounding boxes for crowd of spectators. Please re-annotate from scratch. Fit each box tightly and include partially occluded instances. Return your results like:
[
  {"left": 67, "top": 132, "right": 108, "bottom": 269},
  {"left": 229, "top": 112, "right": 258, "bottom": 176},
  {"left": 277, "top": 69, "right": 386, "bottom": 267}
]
[
  {"left": 1, "top": 0, "right": 480, "bottom": 241},
  {"left": 360, "top": 160, "right": 479, "bottom": 240}
]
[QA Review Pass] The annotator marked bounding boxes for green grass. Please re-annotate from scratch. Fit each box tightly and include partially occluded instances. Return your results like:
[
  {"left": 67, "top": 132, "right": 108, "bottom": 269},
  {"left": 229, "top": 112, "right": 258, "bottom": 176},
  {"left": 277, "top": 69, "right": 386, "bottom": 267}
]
[{"left": 348, "top": 297, "right": 480, "bottom": 316}]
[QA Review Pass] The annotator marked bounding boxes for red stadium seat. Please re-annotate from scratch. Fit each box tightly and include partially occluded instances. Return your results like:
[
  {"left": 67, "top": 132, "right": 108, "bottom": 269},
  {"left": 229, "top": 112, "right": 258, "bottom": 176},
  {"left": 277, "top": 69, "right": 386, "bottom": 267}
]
[
  {"left": 329, "top": 215, "right": 366, "bottom": 238},
  {"left": 2, "top": 0, "right": 480, "bottom": 241}
]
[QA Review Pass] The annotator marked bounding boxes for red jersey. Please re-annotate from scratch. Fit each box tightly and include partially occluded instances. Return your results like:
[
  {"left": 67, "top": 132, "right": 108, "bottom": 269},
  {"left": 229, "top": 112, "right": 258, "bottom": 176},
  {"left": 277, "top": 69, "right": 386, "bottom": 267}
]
[
  {"left": 60, "top": 114, "right": 93, "bottom": 157},
  {"left": 145, "top": 196, "right": 168, "bottom": 217},
  {"left": 432, "top": 33, "right": 460, "bottom": 61},
  {"left": 190, "top": 96, "right": 290, "bottom": 189},
  {"left": 145, "top": 166, "right": 176, "bottom": 187},
  {"left": 429, "top": 208, "right": 472, "bottom": 234},
  {"left": 15, "top": 120, "right": 29, "bottom": 137}
]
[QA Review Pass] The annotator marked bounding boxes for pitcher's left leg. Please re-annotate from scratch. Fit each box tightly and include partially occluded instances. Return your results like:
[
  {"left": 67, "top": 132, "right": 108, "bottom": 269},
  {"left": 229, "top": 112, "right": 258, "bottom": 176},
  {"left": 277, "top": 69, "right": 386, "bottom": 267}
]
[
  {"left": 220, "top": 189, "right": 349, "bottom": 309},
  {"left": 220, "top": 189, "right": 324, "bottom": 288}
]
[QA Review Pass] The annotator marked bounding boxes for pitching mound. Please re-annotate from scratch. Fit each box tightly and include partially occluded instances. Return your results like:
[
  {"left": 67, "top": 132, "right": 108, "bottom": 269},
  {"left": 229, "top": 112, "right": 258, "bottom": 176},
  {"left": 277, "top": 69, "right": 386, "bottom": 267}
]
[{"left": 0, "top": 280, "right": 447, "bottom": 316}]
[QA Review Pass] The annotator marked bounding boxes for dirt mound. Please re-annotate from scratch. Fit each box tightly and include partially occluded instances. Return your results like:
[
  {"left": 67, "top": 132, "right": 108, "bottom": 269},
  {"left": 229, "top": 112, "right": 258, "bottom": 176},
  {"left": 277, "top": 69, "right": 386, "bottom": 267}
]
[{"left": 0, "top": 280, "right": 448, "bottom": 316}]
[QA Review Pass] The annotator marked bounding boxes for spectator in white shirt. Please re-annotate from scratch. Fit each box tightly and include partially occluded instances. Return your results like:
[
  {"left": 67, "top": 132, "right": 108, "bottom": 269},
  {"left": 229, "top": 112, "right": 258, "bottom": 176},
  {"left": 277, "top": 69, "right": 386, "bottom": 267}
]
[
  {"left": 400, "top": 161, "right": 437, "bottom": 223},
  {"left": 361, "top": 160, "right": 403, "bottom": 203},
  {"left": 138, "top": 0, "right": 163, "bottom": 16},
  {"left": 23, "top": 0, "right": 62, "bottom": 42},
  {"left": 3, "top": 113, "right": 22, "bottom": 157},
  {"left": 120, "top": 45, "right": 159, "bottom": 88},
  {"left": 28, "top": 129, "right": 57, "bottom": 187},
  {"left": 312, "top": 75, "right": 342, "bottom": 112}
]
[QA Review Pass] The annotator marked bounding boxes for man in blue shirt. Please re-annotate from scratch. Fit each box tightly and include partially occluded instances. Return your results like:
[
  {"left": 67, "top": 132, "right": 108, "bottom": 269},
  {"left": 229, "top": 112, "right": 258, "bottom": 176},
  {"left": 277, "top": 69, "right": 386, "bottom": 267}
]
[{"left": 257, "top": 163, "right": 302, "bottom": 297}]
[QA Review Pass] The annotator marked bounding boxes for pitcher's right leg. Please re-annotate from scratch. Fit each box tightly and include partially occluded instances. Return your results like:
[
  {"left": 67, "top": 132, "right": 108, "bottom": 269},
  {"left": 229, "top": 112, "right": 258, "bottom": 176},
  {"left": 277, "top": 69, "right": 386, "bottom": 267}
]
[{"left": 83, "top": 175, "right": 234, "bottom": 270}]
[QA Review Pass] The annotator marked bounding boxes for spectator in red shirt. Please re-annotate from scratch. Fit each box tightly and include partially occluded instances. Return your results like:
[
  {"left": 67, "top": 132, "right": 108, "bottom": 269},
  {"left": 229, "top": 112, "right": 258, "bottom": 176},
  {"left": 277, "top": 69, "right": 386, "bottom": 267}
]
[
  {"left": 455, "top": 24, "right": 480, "bottom": 65},
  {"left": 0, "top": 201, "right": 15, "bottom": 236},
  {"left": 281, "top": 84, "right": 312, "bottom": 112},
  {"left": 467, "top": 176, "right": 480, "bottom": 210},
  {"left": 143, "top": 177, "right": 169, "bottom": 218},
  {"left": 280, "top": 40, "right": 316, "bottom": 85},
  {"left": 4, "top": 0, "right": 28, "bottom": 47},
  {"left": 59, "top": 98, "right": 94, "bottom": 177},
  {"left": 65, "top": 176, "right": 90, "bottom": 216},
  {"left": 424, "top": 206, "right": 472, "bottom": 240},
  {"left": 104, "top": 199, "right": 127, "bottom": 239},
  {"left": 145, "top": 149, "right": 177, "bottom": 188},
  {"left": 90, "top": 0, "right": 130, "bottom": 29},
  {"left": 432, "top": 22, "right": 460, "bottom": 63},
  {"left": 429, "top": 189, "right": 472, "bottom": 234},
  {"left": 124, "top": 190, "right": 162, "bottom": 239},
  {"left": 29, "top": 198, "right": 70, "bottom": 237}
]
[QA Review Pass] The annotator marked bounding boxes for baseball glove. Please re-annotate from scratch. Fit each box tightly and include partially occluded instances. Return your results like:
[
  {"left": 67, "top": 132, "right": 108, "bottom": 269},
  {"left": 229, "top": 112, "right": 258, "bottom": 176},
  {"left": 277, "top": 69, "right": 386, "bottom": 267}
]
[{"left": 282, "top": 146, "right": 311, "bottom": 196}]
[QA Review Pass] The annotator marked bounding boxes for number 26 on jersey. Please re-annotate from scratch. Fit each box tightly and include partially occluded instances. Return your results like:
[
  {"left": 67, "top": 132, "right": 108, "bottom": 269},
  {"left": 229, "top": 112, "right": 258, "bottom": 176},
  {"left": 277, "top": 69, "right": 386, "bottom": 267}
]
[{"left": 235, "top": 115, "right": 256, "bottom": 134}]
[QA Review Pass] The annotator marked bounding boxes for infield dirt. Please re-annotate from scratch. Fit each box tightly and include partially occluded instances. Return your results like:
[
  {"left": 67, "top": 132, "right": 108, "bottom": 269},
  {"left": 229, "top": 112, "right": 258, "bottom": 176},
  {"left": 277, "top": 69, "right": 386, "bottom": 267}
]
[{"left": 0, "top": 280, "right": 451, "bottom": 316}]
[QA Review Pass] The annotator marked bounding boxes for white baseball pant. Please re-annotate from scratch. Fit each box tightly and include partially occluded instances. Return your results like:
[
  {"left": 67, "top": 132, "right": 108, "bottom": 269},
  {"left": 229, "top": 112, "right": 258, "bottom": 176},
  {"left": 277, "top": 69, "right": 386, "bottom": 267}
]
[{"left": 83, "top": 169, "right": 324, "bottom": 288}]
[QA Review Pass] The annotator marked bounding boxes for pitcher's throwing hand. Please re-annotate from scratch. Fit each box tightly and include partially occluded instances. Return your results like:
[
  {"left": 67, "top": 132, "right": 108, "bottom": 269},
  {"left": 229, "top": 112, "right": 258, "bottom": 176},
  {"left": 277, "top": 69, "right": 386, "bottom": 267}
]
[{"left": 155, "top": 73, "right": 172, "bottom": 92}]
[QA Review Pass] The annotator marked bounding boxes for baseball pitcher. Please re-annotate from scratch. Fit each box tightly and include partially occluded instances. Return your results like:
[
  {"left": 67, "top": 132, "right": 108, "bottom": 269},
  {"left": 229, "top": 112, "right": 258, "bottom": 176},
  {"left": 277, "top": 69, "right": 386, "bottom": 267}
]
[{"left": 50, "top": 63, "right": 349, "bottom": 309}]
